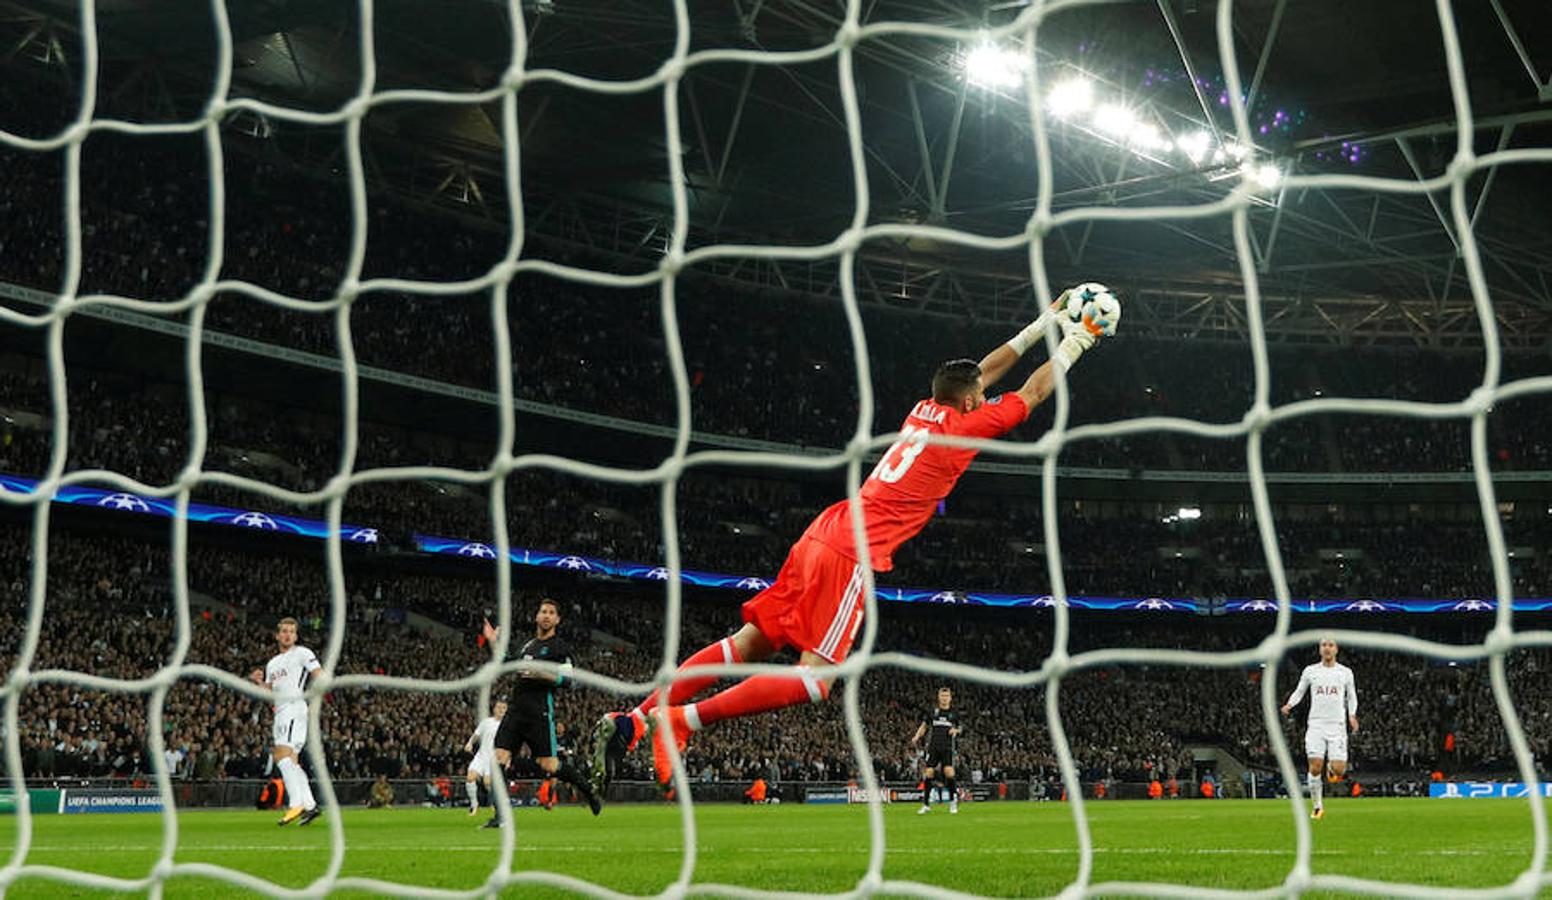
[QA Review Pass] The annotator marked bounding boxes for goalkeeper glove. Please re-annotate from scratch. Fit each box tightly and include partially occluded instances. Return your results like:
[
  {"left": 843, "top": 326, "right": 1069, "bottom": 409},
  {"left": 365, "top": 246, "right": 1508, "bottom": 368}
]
[
  {"left": 1006, "top": 289, "right": 1073, "bottom": 356},
  {"left": 1054, "top": 295, "right": 1120, "bottom": 372}
]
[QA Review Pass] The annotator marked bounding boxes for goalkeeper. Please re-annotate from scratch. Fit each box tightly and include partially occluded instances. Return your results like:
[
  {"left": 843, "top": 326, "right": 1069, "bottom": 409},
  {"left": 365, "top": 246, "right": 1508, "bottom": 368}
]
[{"left": 592, "top": 286, "right": 1120, "bottom": 793}]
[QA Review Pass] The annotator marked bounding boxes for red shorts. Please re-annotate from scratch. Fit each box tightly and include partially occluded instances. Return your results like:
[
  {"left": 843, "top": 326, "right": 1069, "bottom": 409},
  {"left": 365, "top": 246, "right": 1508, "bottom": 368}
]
[{"left": 742, "top": 536, "right": 866, "bottom": 663}]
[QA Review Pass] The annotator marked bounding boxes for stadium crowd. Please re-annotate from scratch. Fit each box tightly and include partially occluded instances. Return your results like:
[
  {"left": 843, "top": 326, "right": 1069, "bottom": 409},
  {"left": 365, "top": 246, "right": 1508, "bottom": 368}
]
[
  {"left": 3, "top": 134, "right": 1550, "bottom": 479},
  {"left": 2, "top": 350, "right": 1551, "bottom": 603},
  {"left": 3, "top": 390, "right": 1552, "bottom": 607},
  {"left": 3, "top": 418, "right": 1550, "bottom": 603},
  {"left": 3, "top": 526, "right": 1550, "bottom": 791}
]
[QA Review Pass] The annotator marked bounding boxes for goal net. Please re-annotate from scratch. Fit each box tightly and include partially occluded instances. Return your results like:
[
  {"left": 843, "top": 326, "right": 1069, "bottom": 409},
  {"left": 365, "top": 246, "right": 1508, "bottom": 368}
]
[{"left": 2, "top": 0, "right": 1551, "bottom": 896}]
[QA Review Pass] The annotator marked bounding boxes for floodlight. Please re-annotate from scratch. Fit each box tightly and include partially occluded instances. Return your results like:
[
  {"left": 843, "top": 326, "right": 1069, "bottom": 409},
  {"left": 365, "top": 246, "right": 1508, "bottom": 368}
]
[
  {"left": 964, "top": 42, "right": 1026, "bottom": 90},
  {"left": 1252, "top": 163, "right": 1282, "bottom": 188},
  {"left": 1046, "top": 78, "right": 1093, "bottom": 117},
  {"left": 1092, "top": 103, "right": 1135, "bottom": 138},
  {"left": 1176, "top": 130, "right": 1211, "bottom": 164},
  {"left": 1128, "top": 122, "right": 1166, "bottom": 150}
]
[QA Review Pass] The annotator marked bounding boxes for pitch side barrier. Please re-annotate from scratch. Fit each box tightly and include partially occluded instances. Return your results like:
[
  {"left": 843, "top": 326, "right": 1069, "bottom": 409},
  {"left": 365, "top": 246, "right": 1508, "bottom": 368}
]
[
  {"left": 4, "top": 778, "right": 768, "bottom": 810},
  {"left": 5, "top": 777, "right": 1490, "bottom": 811},
  {"left": 3, "top": 778, "right": 1029, "bottom": 809},
  {"left": 1431, "top": 782, "right": 1552, "bottom": 799}
]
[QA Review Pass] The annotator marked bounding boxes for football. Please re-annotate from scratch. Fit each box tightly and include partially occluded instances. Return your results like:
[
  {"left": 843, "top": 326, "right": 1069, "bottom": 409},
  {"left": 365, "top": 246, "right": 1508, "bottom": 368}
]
[{"left": 1066, "top": 282, "right": 1122, "bottom": 337}]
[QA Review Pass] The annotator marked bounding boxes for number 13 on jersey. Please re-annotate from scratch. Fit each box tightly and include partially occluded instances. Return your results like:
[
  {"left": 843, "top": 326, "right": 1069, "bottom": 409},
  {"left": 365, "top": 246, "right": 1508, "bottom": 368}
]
[{"left": 870, "top": 425, "right": 930, "bottom": 484}]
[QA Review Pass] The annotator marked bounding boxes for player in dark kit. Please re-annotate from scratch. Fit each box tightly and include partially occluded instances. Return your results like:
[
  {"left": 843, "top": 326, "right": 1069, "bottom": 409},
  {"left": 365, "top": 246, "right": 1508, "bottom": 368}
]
[
  {"left": 537, "top": 722, "right": 577, "bottom": 810},
  {"left": 479, "top": 599, "right": 601, "bottom": 828},
  {"left": 911, "top": 687, "right": 962, "bottom": 814}
]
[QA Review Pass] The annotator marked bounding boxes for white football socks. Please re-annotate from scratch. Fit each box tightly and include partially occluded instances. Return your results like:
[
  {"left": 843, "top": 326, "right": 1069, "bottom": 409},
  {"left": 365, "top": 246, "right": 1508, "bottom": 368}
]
[{"left": 278, "top": 756, "right": 316, "bottom": 811}]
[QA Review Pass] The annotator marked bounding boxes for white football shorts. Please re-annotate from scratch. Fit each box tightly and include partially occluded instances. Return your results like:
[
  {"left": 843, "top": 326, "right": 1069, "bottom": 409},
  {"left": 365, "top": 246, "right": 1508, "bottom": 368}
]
[
  {"left": 1304, "top": 720, "right": 1348, "bottom": 762},
  {"left": 272, "top": 703, "right": 308, "bottom": 750}
]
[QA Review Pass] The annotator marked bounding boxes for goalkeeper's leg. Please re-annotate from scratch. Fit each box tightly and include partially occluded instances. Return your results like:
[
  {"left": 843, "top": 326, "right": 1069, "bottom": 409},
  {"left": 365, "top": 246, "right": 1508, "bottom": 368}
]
[
  {"left": 652, "top": 653, "right": 833, "bottom": 788},
  {"left": 649, "top": 542, "right": 863, "bottom": 786},
  {"left": 607, "top": 636, "right": 748, "bottom": 750},
  {"left": 591, "top": 625, "right": 775, "bottom": 792},
  {"left": 594, "top": 538, "right": 810, "bottom": 772}
]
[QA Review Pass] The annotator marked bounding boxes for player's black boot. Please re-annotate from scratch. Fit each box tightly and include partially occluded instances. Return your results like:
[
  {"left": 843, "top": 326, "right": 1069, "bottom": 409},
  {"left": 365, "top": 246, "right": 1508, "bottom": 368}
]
[
  {"left": 579, "top": 780, "right": 603, "bottom": 816},
  {"left": 555, "top": 761, "right": 603, "bottom": 815},
  {"left": 297, "top": 807, "right": 323, "bottom": 827}
]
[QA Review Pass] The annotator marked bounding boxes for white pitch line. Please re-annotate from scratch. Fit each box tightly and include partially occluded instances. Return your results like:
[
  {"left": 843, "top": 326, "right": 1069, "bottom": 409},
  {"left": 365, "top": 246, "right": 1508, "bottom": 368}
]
[{"left": 19, "top": 845, "right": 1526, "bottom": 858}]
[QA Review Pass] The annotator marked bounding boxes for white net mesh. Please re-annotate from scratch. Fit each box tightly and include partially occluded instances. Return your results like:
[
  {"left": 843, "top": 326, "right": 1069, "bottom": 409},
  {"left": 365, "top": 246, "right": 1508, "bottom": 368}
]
[{"left": 4, "top": 0, "right": 1552, "bottom": 896}]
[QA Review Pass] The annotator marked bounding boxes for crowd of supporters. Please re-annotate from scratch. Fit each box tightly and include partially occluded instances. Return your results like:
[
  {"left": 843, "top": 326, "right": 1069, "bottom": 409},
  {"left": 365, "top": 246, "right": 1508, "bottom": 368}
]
[
  {"left": 2, "top": 122, "right": 1550, "bottom": 611},
  {"left": 3, "top": 525, "right": 1549, "bottom": 791},
  {"left": 3, "top": 132, "right": 1550, "bottom": 481},
  {"left": 2, "top": 356, "right": 1551, "bottom": 603}
]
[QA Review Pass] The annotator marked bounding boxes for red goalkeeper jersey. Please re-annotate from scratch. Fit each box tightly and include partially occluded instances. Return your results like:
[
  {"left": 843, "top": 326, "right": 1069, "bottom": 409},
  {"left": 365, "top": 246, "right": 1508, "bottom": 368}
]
[{"left": 802, "top": 392, "right": 1030, "bottom": 571}]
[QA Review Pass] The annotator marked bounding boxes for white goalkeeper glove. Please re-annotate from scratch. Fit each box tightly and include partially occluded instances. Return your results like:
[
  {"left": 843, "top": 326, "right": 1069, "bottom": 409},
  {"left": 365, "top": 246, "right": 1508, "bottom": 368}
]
[
  {"left": 1054, "top": 292, "right": 1121, "bottom": 372},
  {"left": 1006, "top": 289, "right": 1074, "bottom": 356}
]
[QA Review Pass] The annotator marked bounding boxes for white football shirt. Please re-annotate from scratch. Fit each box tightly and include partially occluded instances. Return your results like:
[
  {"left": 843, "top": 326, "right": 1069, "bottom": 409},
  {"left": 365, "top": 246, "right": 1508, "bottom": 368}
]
[
  {"left": 1286, "top": 661, "right": 1357, "bottom": 723},
  {"left": 265, "top": 645, "right": 321, "bottom": 710},
  {"left": 472, "top": 717, "right": 500, "bottom": 758}
]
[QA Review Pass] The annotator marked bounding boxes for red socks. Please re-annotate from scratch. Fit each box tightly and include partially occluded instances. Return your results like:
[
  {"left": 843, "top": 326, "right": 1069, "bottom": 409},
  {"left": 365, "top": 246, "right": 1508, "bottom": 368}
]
[
  {"left": 685, "top": 669, "right": 830, "bottom": 731},
  {"left": 631, "top": 637, "right": 742, "bottom": 721}
]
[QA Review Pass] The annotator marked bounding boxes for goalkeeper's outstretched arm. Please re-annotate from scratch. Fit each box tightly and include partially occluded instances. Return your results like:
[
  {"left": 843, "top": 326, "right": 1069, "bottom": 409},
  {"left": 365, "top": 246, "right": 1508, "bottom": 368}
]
[
  {"left": 977, "top": 290, "right": 1071, "bottom": 387},
  {"left": 979, "top": 287, "right": 1118, "bottom": 411},
  {"left": 1014, "top": 333, "right": 1100, "bottom": 410},
  {"left": 1010, "top": 301, "right": 1115, "bottom": 410}
]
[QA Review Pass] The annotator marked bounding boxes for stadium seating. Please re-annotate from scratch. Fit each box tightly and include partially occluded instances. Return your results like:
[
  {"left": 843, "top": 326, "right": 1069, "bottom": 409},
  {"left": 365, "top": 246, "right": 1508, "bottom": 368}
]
[{"left": 3, "top": 528, "right": 1546, "bottom": 787}]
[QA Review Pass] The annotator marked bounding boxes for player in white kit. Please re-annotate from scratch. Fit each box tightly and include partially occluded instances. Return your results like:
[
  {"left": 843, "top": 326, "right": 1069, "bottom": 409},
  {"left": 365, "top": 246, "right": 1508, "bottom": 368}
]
[
  {"left": 1281, "top": 636, "right": 1359, "bottom": 820},
  {"left": 249, "top": 617, "right": 323, "bottom": 826},
  {"left": 463, "top": 700, "right": 507, "bottom": 816}
]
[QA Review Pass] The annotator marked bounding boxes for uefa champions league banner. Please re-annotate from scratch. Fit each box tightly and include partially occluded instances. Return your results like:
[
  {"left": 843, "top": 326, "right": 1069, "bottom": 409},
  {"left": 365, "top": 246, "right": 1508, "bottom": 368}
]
[
  {"left": 0, "top": 473, "right": 379, "bottom": 543},
  {"left": 412, "top": 534, "right": 1194, "bottom": 610},
  {"left": 58, "top": 788, "right": 165, "bottom": 814},
  {"left": 412, "top": 533, "right": 1552, "bottom": 614},
  {"left": 8, "top": 469, "right": 1545, "bottom": 615},
  {"left": 1223, "top": 597, "right": 1552, "bottom": 613},
  {"left": 1431, "top": 782, "right": 1552, "bottom": 799}
]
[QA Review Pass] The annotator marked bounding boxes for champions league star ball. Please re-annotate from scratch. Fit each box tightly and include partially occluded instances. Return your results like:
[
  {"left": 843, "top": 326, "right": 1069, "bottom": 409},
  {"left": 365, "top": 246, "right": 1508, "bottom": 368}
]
[{"left": 1064, "top": 282, "right": 1121, "bottom": 337}]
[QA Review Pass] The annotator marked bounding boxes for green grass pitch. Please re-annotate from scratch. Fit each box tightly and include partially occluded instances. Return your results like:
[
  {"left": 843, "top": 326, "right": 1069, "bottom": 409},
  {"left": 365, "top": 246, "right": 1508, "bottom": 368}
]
[{"left": 0, "top": 798, "right": 1541, "bottom": 897}]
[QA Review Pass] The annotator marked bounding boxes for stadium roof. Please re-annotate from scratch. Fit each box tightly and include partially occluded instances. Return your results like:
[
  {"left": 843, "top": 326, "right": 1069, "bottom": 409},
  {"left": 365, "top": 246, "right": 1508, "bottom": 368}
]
[{"left": 4, "top": 0, "right": 1552, "bottom": 347}]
